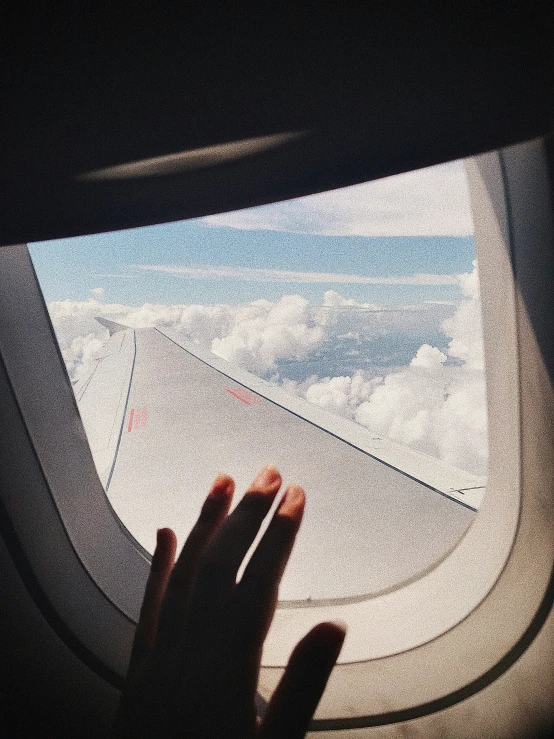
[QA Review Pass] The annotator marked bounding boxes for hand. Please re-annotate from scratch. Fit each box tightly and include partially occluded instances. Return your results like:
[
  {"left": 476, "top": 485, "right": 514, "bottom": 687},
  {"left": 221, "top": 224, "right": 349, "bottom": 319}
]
[{"left": 112, "top": 465, "right": 346, "bottom": 738}]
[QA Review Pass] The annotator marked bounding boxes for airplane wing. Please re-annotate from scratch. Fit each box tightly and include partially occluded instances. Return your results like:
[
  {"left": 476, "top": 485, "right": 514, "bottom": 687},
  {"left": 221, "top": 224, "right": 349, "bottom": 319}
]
[{"left": 75, "top": 323, "right": 484, "bottom": 604}]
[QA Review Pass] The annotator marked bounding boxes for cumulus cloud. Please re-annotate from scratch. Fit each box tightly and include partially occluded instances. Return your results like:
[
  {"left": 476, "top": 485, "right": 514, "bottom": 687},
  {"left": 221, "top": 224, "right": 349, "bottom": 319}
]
[
  {"left": 62, "top": 333, "right": 107, "bottom": 382},
  {"left": 49, "top": 290, "right": 451, "bottom": 378},
  {"left": 280, "top": 264, "right": 488, "bottom": 475},
  {"left": 203, "top": 160, "right": 473, "bottom": 237},
  {"left": 210, "top": 295, "right": 324, "bottom": 374},
  {"left": 442, "top": 266, "right": 484, "bottom": 369},
  {"left": 48, "top": 262, "right": 487, "bottom": 475},
  {"left": 281, "top": 371, "right": 383, "bottom": 421},
  {"left": 49, "top": 294, "right": 328, "bottom": 376},
  {"left": 90, "top": 287, "right": 105, "bottom": 298}
]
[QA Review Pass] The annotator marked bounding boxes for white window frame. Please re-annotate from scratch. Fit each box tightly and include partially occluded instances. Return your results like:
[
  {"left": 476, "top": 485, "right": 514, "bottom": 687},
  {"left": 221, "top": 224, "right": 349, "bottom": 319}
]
[{"left": 0, "top": 138, "right": 552, "bottom": 729}]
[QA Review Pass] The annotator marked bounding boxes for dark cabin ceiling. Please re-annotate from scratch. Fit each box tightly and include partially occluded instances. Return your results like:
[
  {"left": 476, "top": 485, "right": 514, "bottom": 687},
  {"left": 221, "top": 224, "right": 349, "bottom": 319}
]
[{"left": 1, "top": 6, "right": 553, "bottom": 245}]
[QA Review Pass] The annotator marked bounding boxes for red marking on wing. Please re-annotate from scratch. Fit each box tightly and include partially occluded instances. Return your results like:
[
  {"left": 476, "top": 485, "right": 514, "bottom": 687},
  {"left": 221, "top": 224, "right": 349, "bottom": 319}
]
[
  {"left": 226, "top": 389, "right": 251, "bottom": 405},
  {"left": 225, "top": 388, "right": 263, "bottom": 405},
  {"left": 128, "top": 407, "right": 148, "bottom": 431}
]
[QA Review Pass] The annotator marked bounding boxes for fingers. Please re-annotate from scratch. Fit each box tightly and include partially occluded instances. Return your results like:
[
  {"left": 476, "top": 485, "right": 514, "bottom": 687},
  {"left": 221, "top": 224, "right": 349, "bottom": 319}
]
[
  {"left": 157, "top": 474, "right": 234, "bottom": 642},
  {"left": 128, "top": 527, "right": 177, "bottom": 676},
  {"left": 235, "top": 484, "right": 305, "bottom": 647},
  {"left": 259, "top": 621, "right": 346, "bottom": 739},
  {"left": 190, "top": 465, "right": 283, "bottom": 606}
]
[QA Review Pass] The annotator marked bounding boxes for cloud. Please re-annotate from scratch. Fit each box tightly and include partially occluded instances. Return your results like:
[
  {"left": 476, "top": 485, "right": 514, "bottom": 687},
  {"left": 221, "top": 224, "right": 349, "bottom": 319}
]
[
  {"left": 210, "top": 295, "right": 325, "bottom": 374},
  {"left": 61, "top": 333, "right": 107, "bottom": 382},
  {"left": 278, "top": 264, "right": 488, "bottom": 475},
  {"left": 47, "top": 263, "right": 486, "bottom": 475},
  {"left": 90, "top": 287, "right": 104, "bottom": 298},
  {"left": 48, "top": 294, "right": 329, "bottom": 376},
  {"left": 203, "top": 160, "right": 473, "bottom": 237},
  {"left": 441, "top": 265, "right": 484, "bottom": 369},
  {"left": 48, "top": 289, "right": 449, "bottom": 380},
  {"left": 281, "top": 371, "right": 383, "bottom": 421},
  {"left": 133, "top": 263, "right": 460, "bottom": 285},
  {"left": 312, "top": 289, "right": 453, "bottom": 341},
  {"left": 321, "top": 291, "right": 383, "bottom": 309}
]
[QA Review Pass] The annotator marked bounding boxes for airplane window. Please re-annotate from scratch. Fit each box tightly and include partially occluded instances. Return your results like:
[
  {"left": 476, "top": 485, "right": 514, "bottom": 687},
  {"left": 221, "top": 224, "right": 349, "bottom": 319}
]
[{"left": 28, "top": 159, "right": 487, "bottom": 602}]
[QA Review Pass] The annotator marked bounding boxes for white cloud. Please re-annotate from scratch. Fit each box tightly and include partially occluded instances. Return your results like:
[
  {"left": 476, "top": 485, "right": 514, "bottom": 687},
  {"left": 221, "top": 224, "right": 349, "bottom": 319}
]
[
  {"left": 210, "top": 295, "right": 325, "bottom": 374},
  {"left": 90, "top": 287, "right": 104, "bottom": 298},
  {"left": 313, "top": 289, "right": 452, "bottom": 340},
  {"left": 289, "top": 371, "right": 383, "bottom": 421},
  {"left": 279, "top": 265, "right": 488, "bottom": 475},
  {"left": 321, "top": 291, "right": 383, "bottom": 309},
  {"left": 62, "top": 333, "right": 106, "bottom": 382},
  {"left": 48, "top": 263, "right": 486, "bottom": 475},
  {"left": 133, "top": 263, "right": 460, "bottom": 285},
  {"left": 203, "top": 160, "right": 473, "bottom": 237},
  {"left": 410, "top": 344, "right": 448, "bottom": 369},
  {"left": 442, "top": 263, "right": 484, "bottom": 369},
  {"left": 47, "top": 290, "right": 449, "bottom": 381},
  {"left": 48, "top": 294, "right": 327, "bottom": 376}
]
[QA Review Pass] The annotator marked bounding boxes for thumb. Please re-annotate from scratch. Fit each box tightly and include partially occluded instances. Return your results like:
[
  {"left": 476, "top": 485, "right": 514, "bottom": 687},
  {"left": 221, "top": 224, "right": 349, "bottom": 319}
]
[{"left": 259, "top": 621, "right": 346, "bottom": 739}]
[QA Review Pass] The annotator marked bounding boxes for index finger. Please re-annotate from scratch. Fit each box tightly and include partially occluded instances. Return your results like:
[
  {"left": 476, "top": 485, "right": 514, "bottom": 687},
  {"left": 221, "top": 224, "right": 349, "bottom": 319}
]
[{"left": 157, "top": 473, "right": 234, "bottom": 645}]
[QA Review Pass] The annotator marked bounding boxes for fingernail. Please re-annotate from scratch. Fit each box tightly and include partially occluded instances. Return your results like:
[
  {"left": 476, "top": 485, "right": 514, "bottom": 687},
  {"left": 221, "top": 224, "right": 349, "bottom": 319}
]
[
  {"left": 209, "top": 474, "right": 234, "bottom": 500},
  {"left": 278, "top": 483, "right": 305, "bottom": 517},
  {"left": 252, "top": 464, "right": 280, "bottom": 490}
]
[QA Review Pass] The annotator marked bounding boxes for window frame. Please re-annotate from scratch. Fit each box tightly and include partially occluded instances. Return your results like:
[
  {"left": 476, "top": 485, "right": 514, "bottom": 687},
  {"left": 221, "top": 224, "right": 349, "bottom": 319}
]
[{"left": 0, "top": 138, "right": 552, "bottom": 728}]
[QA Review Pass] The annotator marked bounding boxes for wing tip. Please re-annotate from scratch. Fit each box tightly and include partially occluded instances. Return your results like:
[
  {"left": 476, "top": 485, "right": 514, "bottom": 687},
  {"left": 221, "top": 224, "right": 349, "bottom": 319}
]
[{"left": 95, "top": 317, "right": 130, "bottom": 335}]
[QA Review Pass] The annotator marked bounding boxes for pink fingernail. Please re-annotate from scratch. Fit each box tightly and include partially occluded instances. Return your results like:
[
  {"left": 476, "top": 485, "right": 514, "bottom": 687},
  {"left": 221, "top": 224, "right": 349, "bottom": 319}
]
[
  {"left": 209, "top": 474, "right": 234, "bottom": 499},
  {"left": 278, "top": 484, "right": 305, "bottom": 517},
  {"left": 252, "top": 464, "right": 280, "bottom": 490}
]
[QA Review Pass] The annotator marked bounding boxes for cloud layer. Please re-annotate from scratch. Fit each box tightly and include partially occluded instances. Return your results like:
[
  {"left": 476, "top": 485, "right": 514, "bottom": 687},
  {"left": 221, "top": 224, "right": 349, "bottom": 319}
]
[
  {"left": 133, "top": 263, "right": 460, "bottom": 285},
  {"left": 204, "top": 160, "right": 473, "bottom": 237},
  {"left": 48, "top": 263, "right": 487, "bottom": 475},
  {"left": 279, "top": 264, "right": 487, "bottom": 475}
]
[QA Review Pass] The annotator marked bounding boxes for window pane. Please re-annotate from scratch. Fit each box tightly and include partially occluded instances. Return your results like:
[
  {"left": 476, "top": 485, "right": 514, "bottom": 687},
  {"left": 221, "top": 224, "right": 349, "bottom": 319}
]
[{"left": 29, "top": 159, "right": 487, "bottom": 601}]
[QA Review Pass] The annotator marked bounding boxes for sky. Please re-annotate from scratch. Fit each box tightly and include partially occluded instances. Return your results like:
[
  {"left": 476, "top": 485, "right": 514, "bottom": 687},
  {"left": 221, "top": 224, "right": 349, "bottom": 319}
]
[
  {"left": 29, "top": 160, "right": 474, "bottom": 306},
  {"left": 28, "top": 158, "right": 488, "bottom": 479}
]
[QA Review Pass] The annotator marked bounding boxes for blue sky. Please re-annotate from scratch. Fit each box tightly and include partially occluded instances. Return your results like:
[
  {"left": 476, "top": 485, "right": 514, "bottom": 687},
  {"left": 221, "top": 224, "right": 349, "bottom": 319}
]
[
  {"left": 29, "top": 221, "right": 474, "bottom": 305},
  {"left": 29, "top": 159, "right": 475, "bottom": 306}
]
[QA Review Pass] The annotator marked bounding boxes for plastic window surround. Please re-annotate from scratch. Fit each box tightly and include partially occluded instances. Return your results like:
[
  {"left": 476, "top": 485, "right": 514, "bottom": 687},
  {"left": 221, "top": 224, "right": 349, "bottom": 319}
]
[{"left": 0, "top": 140, "right": 552, "bottom": 727}]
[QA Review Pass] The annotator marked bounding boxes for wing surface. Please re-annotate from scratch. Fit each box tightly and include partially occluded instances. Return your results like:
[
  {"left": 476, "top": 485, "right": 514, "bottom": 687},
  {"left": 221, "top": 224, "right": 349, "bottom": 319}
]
[{"left": 77, "top": 326, "right": 481, "bottom": 602}]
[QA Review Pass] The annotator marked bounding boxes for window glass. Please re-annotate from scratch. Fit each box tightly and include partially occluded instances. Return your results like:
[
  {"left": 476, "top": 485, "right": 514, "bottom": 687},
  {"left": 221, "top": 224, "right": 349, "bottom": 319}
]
[{"left": 29, "top": 159, "right": 487, "bottom": 601}]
